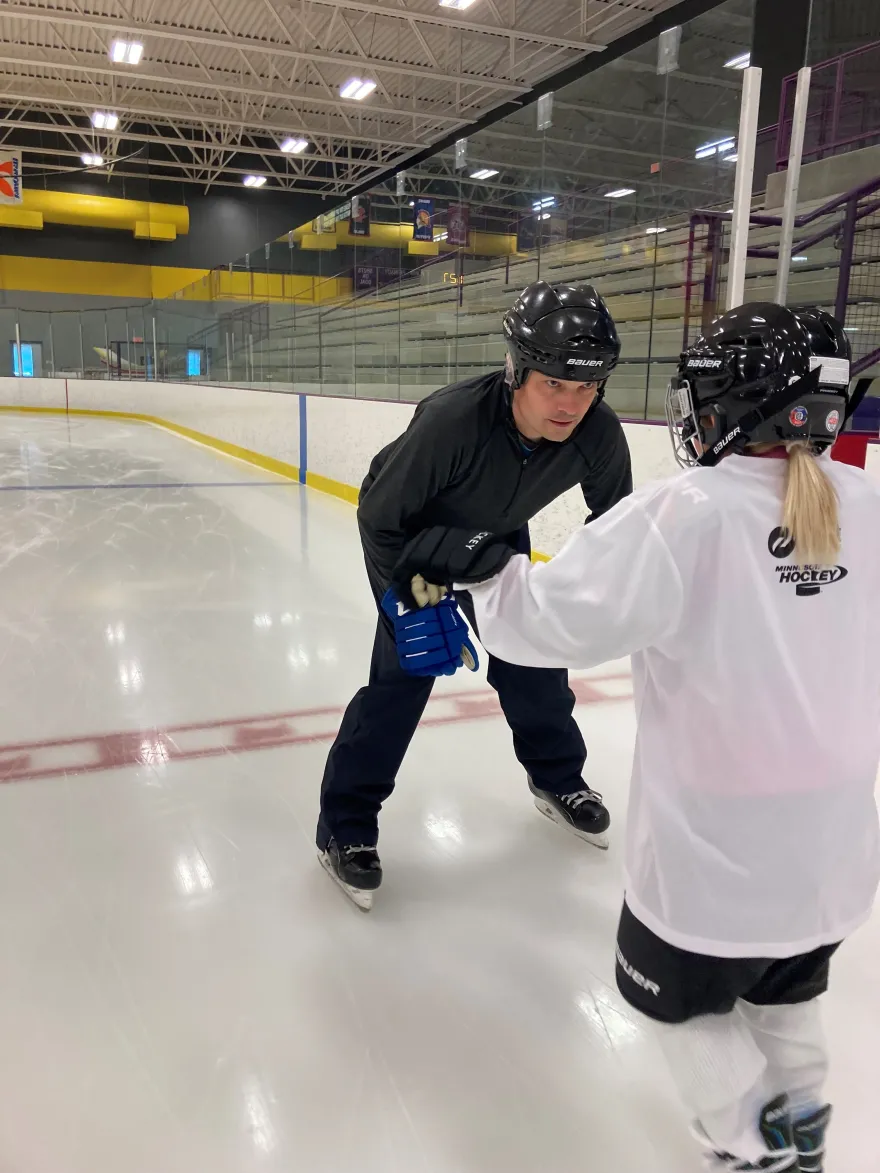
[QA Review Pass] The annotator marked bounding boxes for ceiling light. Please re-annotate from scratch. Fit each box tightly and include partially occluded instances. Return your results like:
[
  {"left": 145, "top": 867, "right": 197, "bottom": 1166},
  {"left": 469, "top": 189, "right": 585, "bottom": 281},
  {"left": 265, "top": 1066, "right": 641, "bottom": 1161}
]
[
  {"left": 81, "top": 153, "right": 104, "bottom": 167},
  {"left": 645, "top": 226, "right": 667, "bottom": 234},
  {"left": 280, "top": 137, "right": 309, "bottom": 154},
  {"left": 243, "top": 175, "right": 266, "bottom": 188},
  {"left": 110, "top": 39, "right": 143, "bottom": 65},
  {"left": 724, "top": 52, "right": 750, "bottom": 69},
  {"left": 792, "top": 255, "right": 808, "bottom": 262},
  {"left": 408, "top": 200, "right": 415, "bottom": 206},
  {"left": 434, "top": 230, "right": 448, "bottom": 241},
  {"left": 695, "top": 137, "right": 735, "bottom": 159},
  {"left": 439, "top": 0, "right": 479, "bottom": 9},
  {"left": 470, "top": 168, "right": 498, "bottom": 180},
  {"left": 843, "top": 327, "right": 859, "bottom": 332},
  {"left": 604, "top": 187, "right": 635, "bottom": 198},
  {"left": 91, "top": 110, "right": 118, "bottom": 130},
  {"left": 725, "top": 153, "right": 739, "bottom": 162},
  {"left": 340, "top": 78, "right": 376, "bottom": 100},
  {"left": 539, "top": 213, "right": 551, "bottom": 220},
  {"left": 532, "top": 196, "right": 556, "bottom": 210}
]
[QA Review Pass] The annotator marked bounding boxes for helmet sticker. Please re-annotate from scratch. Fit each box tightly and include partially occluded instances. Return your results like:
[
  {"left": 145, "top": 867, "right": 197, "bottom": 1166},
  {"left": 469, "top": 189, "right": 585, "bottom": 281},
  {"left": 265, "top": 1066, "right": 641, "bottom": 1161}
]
[
  {"left": 825, "top": 409, "right": 841, "bottom": 432},
  {"left": 809, "top": 355, "right": 850, "bottom": 386},
  {"left": 789, "top": 405, "right": 808, "bottom": 427}
]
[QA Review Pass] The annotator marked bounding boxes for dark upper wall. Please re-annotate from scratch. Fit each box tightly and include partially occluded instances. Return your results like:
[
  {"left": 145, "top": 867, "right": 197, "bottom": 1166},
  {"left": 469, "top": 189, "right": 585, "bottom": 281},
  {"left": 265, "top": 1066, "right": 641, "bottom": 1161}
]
[
  {"left": 1, "top": 172, "right": 327, "bottom": 269},
  {"left": 809, "top": 0, "right": 880, "bottom": 60}
]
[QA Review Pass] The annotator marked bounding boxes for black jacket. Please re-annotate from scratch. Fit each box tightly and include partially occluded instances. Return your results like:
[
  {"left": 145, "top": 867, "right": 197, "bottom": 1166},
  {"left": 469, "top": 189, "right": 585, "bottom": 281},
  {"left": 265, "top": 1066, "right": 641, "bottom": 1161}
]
[{"left": 358, "top": 371, "right": 633, "bottom": 585}]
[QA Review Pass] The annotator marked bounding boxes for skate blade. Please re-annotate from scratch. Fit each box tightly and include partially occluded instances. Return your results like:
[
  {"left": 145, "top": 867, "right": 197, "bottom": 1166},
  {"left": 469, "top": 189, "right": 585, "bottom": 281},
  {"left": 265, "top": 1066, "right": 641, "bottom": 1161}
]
[
  {"left": 534, "top": 799, "right": 610, "bottom": 851},
  {"left": 318, "top": 850, "right": 374, "bottom": 911}
]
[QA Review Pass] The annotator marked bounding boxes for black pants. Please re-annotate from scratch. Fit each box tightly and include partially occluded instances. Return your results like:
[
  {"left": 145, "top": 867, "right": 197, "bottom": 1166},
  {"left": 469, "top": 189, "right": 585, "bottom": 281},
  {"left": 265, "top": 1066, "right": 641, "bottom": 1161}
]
[
  {"left": 317, "top": 538, "right": 586, "bottom": 850},
  {"left": 615, "top": 902, "right": 839, "bottom": 1025}
]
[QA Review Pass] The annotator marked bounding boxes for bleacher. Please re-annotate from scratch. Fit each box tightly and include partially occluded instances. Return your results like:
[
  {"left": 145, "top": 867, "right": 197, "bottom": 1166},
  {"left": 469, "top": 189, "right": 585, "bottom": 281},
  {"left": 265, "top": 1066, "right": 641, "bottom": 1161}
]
[{"left": 209, "top": 193, "right": 879, "bottom": 420}]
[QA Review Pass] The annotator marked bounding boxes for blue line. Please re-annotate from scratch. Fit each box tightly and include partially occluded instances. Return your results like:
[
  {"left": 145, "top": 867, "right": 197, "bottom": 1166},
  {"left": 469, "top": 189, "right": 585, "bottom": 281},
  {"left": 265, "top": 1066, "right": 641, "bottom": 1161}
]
[
  {"left": 298, "top": 394, "right": 308, "bottom": 485},
  {"left": 0, "top": 481, "right": 301, "bottom": 492}
]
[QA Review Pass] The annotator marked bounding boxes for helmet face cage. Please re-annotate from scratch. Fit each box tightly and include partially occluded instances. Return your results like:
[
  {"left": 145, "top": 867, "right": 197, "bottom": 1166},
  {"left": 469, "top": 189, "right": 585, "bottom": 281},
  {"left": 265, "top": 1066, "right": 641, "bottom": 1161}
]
[{"left": 665, "top": 377, "right": 704, "bottom": 467}]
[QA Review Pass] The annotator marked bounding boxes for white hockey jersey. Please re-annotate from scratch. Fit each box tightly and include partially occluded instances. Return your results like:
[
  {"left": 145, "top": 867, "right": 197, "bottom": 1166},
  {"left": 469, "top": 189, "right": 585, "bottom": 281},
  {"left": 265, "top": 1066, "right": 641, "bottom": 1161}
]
[{"left": 465, "top": 453, "right": 880, "bottom": 958}]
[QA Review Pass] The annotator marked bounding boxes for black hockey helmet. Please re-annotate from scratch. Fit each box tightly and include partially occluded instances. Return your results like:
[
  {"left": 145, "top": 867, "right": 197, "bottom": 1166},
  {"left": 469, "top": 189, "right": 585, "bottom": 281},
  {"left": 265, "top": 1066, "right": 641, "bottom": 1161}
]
[
  {"left": 503, "top": 281, "right": 620, "bottom": 390},
  {"left": 666, "top": 302, "right": 851, "bottom": 468}
]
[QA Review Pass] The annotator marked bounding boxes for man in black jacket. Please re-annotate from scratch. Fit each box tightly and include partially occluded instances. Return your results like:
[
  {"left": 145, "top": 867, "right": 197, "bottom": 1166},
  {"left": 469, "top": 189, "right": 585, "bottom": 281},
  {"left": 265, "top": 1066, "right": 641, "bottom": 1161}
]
[{"left": 318, "top": 281, "right": 633, "bottom": 907}]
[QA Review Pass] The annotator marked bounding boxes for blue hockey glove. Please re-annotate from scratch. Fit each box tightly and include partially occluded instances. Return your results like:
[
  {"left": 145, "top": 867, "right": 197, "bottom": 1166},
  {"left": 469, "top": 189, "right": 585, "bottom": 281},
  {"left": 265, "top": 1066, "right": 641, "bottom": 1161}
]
[{"left": 381, "top": 586, "right": 479, "bottom": 677}]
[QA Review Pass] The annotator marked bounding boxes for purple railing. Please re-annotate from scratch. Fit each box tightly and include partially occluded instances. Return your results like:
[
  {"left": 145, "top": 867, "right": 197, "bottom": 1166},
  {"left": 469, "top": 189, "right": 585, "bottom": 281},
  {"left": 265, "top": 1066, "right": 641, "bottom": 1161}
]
[
  {"left": 683, "top": 176, "right": 880, "bottom": 403},
  {"left": 775, "top": 41, "right": 880, "bottom": 170}
]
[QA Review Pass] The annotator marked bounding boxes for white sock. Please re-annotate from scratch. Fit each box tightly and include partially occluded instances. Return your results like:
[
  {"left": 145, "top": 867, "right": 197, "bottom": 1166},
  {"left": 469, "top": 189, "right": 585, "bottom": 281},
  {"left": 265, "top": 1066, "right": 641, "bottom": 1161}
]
[
  {"left": 651, "top": 1011, "right": 783, "bottom": 1163},
  {"left": 737, "top": 998, "right": 829, "bottom": 1117}
]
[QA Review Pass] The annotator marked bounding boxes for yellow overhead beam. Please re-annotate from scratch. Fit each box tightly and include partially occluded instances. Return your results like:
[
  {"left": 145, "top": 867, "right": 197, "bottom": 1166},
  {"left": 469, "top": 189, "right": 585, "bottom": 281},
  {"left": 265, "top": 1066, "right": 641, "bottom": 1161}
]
[
  {"left": 0, "top": 189, "right": 189, "bottom": 239},
  {"left": 287, "top": 217, "right": 516, "bottom": 256}
]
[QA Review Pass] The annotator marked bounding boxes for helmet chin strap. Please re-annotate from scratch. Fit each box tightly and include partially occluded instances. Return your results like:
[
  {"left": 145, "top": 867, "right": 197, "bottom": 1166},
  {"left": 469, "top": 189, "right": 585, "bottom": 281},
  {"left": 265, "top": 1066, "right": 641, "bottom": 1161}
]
[{"left": 697, "top": 368, "right": 823, "bottom": 467}]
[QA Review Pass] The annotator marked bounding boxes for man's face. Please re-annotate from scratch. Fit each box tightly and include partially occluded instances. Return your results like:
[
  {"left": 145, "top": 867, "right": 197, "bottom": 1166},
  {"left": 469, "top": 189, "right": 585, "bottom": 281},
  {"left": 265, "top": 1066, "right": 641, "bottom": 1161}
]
[{"left": 512, "top": 370, "right": 600, "bottom": 442}]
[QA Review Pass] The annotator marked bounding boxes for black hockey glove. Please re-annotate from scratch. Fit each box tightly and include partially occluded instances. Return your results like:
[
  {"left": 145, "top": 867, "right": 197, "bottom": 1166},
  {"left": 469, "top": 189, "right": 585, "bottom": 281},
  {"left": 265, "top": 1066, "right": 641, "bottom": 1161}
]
[{"left": 392, "top": 527, "right": 516, "bottom": 609}]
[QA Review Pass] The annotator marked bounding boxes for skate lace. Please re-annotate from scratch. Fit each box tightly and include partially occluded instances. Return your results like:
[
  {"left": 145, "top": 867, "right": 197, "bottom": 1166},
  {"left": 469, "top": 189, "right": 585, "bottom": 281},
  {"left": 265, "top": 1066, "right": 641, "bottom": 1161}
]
[
  {"left": 344, "top": 845, "right": 380, "bottom": 865},
  {"left": 560, "top": 789, "right": 603, "bottom": 811}
]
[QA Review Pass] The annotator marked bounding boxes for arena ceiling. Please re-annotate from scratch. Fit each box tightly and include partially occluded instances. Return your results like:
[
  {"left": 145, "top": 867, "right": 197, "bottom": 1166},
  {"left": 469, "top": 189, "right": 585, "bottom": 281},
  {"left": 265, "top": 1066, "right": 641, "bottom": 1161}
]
[{"left": 0, "top": 0, "right": 705, "bottom": 196}]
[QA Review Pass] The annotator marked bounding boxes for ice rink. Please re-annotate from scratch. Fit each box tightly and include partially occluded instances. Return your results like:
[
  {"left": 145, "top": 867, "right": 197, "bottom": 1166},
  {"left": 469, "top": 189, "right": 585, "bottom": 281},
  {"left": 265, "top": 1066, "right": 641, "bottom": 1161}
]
[{"left": 0, "top": 413, "right": 875, "bottom": 1173}]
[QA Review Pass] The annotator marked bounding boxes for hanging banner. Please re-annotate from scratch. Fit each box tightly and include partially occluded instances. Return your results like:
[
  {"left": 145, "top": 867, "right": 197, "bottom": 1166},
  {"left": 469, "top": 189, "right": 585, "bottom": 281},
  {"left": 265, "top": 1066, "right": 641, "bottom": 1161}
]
[
  {"left": 349, "top": 195, "right": 371, "bottom": 237},
  {"left": 0, "top": 151, "right": 23, "bottom": 204},
  {"left": 413, "top": 197, "right": 434, "bottom": 241},
  {"left": 354, "top": 265, "right": 377, "bottom": 291},
  {"left": 447, "top": 203, "right": 470, "bottom": 247}
]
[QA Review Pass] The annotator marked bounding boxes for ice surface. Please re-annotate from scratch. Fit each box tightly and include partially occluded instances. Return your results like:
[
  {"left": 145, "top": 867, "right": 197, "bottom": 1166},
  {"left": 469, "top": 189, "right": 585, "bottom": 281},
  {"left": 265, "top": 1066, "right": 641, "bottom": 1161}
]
[{"left": 0, "top": 414, "right": 873, "bottom": 1172}]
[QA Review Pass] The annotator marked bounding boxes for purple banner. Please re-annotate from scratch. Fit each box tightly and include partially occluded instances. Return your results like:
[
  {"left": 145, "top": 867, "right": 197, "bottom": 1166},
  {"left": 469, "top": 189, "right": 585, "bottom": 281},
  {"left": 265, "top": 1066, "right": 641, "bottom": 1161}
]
[{"left": 447, "top": 203, "right": 470, "bottom": 247}]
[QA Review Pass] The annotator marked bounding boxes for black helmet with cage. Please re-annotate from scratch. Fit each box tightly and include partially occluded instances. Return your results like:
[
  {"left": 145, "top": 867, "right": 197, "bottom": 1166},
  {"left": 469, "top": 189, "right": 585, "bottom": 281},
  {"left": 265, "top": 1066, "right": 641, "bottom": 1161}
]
[
  {"left": 666, "top": 302, "right": 852, "bottom": 468},
  {"left": 503, "top": 281, "right": 620, "bottom": 393}
]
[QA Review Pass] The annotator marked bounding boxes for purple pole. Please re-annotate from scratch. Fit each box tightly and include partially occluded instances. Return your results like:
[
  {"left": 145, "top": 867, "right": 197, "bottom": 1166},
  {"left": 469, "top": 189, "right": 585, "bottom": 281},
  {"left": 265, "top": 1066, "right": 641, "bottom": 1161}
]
[
  {"left": 834, "top": 197, "right": 858, "bottom": 324},
  {"left": 829, "top": 58, "right": 845, "bottom": 156},
  {"left": 682, "top": 218, "right": 697, "bottom": 350},
  {"left": 701, "top": 218, "right": 722, "bottom": 334}
]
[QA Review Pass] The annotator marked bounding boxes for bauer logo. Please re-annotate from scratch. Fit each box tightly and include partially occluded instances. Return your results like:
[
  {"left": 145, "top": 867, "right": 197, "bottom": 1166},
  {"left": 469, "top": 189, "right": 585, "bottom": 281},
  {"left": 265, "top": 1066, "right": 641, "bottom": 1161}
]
[
  {"left": 767, "top": 527, "right": 847, "bottom": 596},
  {"left": 687, "top": 357, "right": 723, "bottom": 370},
  {"left": 568, "top": 358, "right": 604, "bottom": 367},
  {"left": 712, "top": 425, "right": 741, "bottom": 456},
  {"left": 616, "top": 947, "right": 660, "bottom": 996}
]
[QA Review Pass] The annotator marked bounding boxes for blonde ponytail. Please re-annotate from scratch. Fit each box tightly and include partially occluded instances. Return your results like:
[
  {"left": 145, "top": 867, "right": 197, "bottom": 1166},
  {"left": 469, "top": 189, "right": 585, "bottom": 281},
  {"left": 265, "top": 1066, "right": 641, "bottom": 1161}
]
[{"left": 781, "top": 441, "right": 840, "bottom": 565}]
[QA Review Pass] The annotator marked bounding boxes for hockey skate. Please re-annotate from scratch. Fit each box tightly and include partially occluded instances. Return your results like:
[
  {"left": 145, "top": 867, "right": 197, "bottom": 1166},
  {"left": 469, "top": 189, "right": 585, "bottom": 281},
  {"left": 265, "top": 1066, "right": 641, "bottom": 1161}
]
[
  {"left": 528, "top": 776, "right": 610, "bottom": 849},
  {"left": 694, "top": 1095, "right": 798, "bottom": 1172},
  {"left": 792, "top": 1103, "right": 831, "bottom": 1173},
  {"left": 318, "top": 839, "right": 382, "bottom": 912}
]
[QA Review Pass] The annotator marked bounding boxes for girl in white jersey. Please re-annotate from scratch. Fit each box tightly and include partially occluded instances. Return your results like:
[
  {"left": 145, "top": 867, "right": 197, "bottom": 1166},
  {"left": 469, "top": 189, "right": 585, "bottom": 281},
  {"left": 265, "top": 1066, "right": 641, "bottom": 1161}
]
[{"left": 392, "top": 303, "right": 880, "bottom": 1172}]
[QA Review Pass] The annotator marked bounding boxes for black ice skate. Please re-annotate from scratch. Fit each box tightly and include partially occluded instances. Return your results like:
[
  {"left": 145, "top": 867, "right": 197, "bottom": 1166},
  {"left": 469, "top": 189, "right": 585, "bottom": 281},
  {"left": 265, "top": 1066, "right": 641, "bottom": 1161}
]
[
  {"left": 694, "top": 1095, "right": 798, "bottom": 1172},
  {"left": 792, "top": 1103, "right": 831, "bottom": 1173},
  {"left": 318, "top": 839, "right": 382, "bottom": 912},
  {"left": 528, "top": 777, "right": 610, "bottom": 849}
]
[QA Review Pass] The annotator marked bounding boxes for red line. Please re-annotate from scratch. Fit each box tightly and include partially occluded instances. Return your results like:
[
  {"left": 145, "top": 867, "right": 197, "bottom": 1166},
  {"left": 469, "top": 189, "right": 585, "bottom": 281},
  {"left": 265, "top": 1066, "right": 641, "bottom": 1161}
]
[
  {"left": 0, "top": 674, "right": 632, "bottom": 755},
  {"left": 0, "top": 674, "right": 632, "bottom": 784}
]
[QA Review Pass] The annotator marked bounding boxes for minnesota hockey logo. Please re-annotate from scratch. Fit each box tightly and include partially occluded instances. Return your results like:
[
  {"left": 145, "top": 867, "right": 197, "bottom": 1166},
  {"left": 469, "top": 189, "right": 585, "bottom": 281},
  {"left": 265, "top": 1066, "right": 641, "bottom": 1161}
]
[
  {"left": 768, "top": 527, "right": 796, "bottom": 559},
  {"left": 767, "top": 526, "right": 847, "bottom": 597}
]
